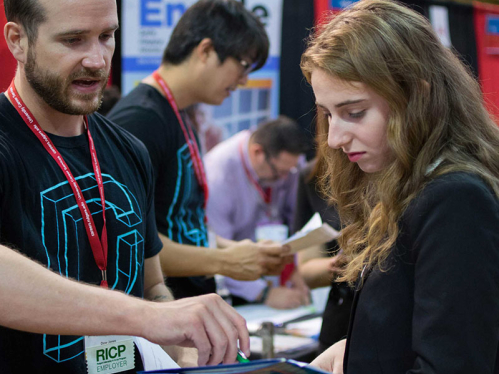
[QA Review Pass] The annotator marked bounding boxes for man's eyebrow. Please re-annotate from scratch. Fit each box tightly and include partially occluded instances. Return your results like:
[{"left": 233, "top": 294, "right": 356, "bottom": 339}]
[
  {"left": 55, "top": 29, "right": 88, "bottom": 38},
  {"left": 106, "top": 24, "right": 120, "bottom": 33},
  {"left": 55, "top": 24, "right": 120, "bottom": 38}
]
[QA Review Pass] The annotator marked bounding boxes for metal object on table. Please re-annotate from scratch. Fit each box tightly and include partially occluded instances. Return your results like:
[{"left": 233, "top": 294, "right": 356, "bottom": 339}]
[{"left": 257, "top": 321, "right": 275, "bottom": 359}]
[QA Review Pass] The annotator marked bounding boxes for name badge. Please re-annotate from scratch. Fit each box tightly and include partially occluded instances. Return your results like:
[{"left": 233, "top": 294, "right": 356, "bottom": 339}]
[
  {"left": 255, "top": 223, "right": 288, "bottom": 242},
  {"left": 85, "top": 335, "right": 135, "bottom": 374},
  {"left": 208, "top": 229, "right": 217, "bottom": 249}
]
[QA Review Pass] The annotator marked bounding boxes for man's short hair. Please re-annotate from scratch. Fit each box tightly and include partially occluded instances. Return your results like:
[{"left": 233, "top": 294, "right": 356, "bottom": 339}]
[
  {"left": 162, "top": 0, "right": 269, "bottom": 72},
  {"left": 252, "top": 116, "right": 309, "bottom": 158},
  {"left": 4, "top": 0, "right": 47, "bottom": 45}
]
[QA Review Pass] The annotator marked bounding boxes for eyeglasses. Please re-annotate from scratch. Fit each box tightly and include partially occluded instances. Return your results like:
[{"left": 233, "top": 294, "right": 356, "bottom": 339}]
[
  {"left": 235, "top": 56, "right": 258, "bottom": 76},
  {"left": 264, "top": 152, "right": 297, "bottom": 180}
]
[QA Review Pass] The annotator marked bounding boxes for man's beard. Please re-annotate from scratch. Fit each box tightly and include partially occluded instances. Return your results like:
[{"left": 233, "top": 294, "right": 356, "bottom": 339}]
[{"left": 24, "top": 49, "right": 109, "bottom": 116}]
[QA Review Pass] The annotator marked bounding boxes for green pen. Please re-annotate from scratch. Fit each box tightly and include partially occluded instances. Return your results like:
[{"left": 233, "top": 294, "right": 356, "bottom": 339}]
[{"left": 236, "top": 349, "right": 250, "bottom": 363}]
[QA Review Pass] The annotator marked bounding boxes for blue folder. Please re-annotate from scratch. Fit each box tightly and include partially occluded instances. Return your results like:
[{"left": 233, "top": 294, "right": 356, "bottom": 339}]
[{"left": 138, "top": 358, "right": 330, "bottom": 374}]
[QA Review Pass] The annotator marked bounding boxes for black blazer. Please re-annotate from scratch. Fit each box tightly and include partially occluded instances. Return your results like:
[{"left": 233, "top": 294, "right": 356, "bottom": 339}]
[{"left": 343, "top": 172, "right": 499, "bottom": 374}]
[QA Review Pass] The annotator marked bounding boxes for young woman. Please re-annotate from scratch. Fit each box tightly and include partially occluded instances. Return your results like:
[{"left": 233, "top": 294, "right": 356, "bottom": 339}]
[{"left": 301, "top": 1, "right": 499, "bottom": 373}]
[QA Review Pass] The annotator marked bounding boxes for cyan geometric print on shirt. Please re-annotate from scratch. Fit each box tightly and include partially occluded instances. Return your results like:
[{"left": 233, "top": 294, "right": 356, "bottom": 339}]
[
  {"left": 39, "top": 173, "right": 143, "bottom": 363},
  {"left": 166, "top": 143, "right": 208, "bottom": 247}
]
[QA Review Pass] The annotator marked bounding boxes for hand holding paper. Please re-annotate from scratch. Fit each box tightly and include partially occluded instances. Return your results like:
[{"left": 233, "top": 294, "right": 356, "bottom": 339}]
[{"left": 283, "top": 213, "right": 340, "bottom": 254}]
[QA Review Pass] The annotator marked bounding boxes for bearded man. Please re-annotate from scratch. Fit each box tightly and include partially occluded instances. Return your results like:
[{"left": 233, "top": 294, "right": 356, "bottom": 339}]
[{"left": 0, "top": 0, "right": 249, "bottom": 372}]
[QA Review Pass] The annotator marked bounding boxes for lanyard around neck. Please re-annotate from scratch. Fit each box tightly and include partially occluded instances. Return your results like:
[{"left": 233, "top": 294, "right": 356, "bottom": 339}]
[
  {"left": 7, "top": 81, "right": 109, "bottom": 288},
  {"left": 239, "top": 140, "right": 272, "bottom": 205},
  {"left": 151, "top": 71, "right": 209, "bottom": 210}
]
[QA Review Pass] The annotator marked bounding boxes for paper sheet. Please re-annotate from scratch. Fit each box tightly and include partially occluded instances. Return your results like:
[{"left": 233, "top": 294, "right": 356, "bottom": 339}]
[
  {"left": 285, "top": 317, "right": 323, "bottom": 339},
  {"left": 282, "top": 213, "right": 340, "bottom": 254},
  {"left": 134, "top": 337, "right": 180, "bottom": 371},
  {"left": 235, "top": 286, "right": 330, "bottom": 333}
]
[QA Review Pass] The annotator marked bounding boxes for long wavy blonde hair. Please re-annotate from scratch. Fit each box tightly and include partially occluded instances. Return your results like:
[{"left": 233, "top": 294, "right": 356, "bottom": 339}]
[{"left": 301, "top": 0, "right": 499, "bottom": 284}]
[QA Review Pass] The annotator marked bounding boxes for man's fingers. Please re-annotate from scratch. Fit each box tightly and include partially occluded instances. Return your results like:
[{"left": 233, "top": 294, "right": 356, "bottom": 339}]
[
  {"left": 219, "top": 297, "right": 250, "bottom": 357},
  {"left": 301, "top": 292, "right": 311, "bottom": 305},
  {"left": 184, "top": 317, "right": 213, "bottom": 366},
  {"left": 259, "top": 244, "right": 289, "bottom": 256},
  {"left": 196, "top": 305, "right": 227, "bottom": 365},
  {"left": 202, "top": 294, "right": 250, "bottom": 363},
  {"left": 180, "top": 295, "right": 244, "bottom": 366},
  {"left": 261, "top": 255, "right": 284, "bottom": 266}
]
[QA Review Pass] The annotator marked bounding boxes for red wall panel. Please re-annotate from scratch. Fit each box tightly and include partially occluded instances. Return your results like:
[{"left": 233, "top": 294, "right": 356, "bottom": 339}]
[
  {"left": 474, "top": 1, "right": 499, "bottom": 123},
  {"left": 315, "top": 0, "right": 330, "bottom": 24},
  {"left": 0, "top": 8, "right": 17, "bottom": 92}
]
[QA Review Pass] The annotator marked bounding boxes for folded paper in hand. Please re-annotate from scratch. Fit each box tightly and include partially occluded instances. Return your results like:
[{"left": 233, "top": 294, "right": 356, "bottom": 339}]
[{"left": 282, "top": 213, "right": 340, "bottom": 254}]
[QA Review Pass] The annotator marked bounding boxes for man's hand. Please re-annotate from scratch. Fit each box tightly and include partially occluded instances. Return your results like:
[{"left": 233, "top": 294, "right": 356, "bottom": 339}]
[
  {"left": 259, "top": 240, "right": 294, "bottom": 275},
  {"left": 264, "top": 286, "right": 310, "bottom": 309},
  {"left": 142, "top": 294, "right": 249, "bottom": 367},
  {"left": 219, "top": 240, "right": 290, "bottom": 280},
  {"left": 286, "top": 269, "right": 310, "bottom": 295},
  {"left": 162, "top": 346, "right": 199, "bottom": 368},
  {"left": 310, "top": 339, "right": 346, "bottom": 373}
]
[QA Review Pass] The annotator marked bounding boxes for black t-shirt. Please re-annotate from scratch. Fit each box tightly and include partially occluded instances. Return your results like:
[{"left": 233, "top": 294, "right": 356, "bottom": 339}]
[
  {"left": 0, "top": 94, "right": 162, "bottom": 374},
  {"left": 108, "top": 84, "right": 215, "bottom": 298}
]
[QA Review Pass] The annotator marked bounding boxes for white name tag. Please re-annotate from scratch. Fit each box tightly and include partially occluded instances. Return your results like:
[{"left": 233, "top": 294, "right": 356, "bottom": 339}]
[
  {"left": 85, "top": 335, "right": 135, "bottom": 374},
  {"left": 208, "top": 229, "right": 218, "bottom": 249},
  {"left": 255, "top": 223, "right": 288, "bottom": 242}
]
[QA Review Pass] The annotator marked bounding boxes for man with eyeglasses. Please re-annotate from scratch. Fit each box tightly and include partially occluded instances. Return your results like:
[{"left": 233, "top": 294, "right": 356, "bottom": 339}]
[
  {"left": 109, "top": 0, "right": 291, "bottom": 306},
  {"left": 204, "top": 116, "right": 311, "bottom": 309}
]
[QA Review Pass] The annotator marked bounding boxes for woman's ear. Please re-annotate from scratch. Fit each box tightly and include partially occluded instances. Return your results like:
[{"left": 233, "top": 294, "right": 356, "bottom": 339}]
[{"left": 4, "top": 22, "right": 29, "bottom": 64}]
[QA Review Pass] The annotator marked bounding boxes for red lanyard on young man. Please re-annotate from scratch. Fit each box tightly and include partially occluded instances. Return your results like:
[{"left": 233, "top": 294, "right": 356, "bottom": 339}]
[
  {"left": 7, "top": 81, "right": 109, "bottom": 288},
  {"left": 151, "top": 71, "right": 209, "bottom": 210},
  {"left": 239, "top": 140, "right": 272, "bottom": 205}
]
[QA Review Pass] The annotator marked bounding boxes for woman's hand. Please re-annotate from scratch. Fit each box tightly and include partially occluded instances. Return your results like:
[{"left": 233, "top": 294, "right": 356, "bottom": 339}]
[{"left": 310, "top": 339, "right": 346, "bottom": 373}]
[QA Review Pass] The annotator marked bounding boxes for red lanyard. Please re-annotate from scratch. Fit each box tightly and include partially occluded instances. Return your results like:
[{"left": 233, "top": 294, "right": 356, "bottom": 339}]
[
  {"left": 7, "top": 81, "right": 109, "bottom": 288},
  {"left": 239, "top": 141, "right": 272, "bottom": 205},
  {"left": 151, "top": 71, "right": 209, "bottom": 209}
]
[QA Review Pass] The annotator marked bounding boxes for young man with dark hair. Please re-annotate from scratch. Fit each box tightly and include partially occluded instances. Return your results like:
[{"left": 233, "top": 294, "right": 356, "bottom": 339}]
[
  {"left": 109, "top": 0, "right": 290, "bottom": 300},
  {"left": 204, "top": 116, "right": 311, "bottom": 308},
  {"left": 0, "top": 0, "right": 249, "bottom": 372}
]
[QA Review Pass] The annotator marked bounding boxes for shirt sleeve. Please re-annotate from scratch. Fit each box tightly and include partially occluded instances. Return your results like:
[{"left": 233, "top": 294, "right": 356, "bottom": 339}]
[
  {"left": 0, "top": 135, "right": 13, "bottom": 239},
  {"left": 109, "top": 106, "right": 173, "bottom": 184},
  {"left": 407, "top": 176, "right": 499, "bottom": 374}
]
